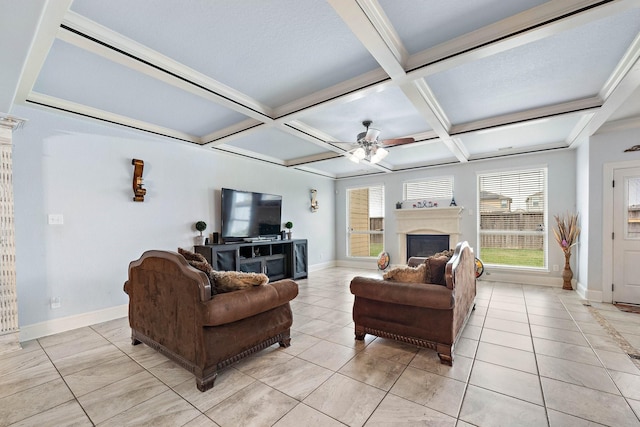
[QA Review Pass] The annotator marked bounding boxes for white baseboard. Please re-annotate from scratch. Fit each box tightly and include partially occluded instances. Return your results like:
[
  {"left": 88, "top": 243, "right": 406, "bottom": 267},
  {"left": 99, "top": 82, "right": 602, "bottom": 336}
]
[
  {"left": 576, "top": 281, "right": 603, "bottom": 302},
  {"left": 336, "top": 259, "right": 378, "bottom": 270},
  {"left": 309, "top": 260, "right": 337, "bottom": 272},
  {"left": 19, "top": 304, "right": 128, "bottom": 342},
  {"left": 477, "top": 267, "right": 566, "bottom": 287}
]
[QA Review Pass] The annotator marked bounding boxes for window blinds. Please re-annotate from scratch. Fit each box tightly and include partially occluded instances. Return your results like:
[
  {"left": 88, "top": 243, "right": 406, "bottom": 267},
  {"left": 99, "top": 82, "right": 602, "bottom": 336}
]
[{"left": 404, "top": 177, "right": 453, "bottom": 200}]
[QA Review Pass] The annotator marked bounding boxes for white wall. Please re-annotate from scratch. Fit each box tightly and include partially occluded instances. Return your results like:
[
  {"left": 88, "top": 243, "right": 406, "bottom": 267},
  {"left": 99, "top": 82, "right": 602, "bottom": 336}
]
[
  {"left": 585, "top": 127, "right": 640, "bottom": 301},
  {"left": 575, "top": 137, "right": 590, "bottom": 297},
  {"left": 12, "top": 105, "right": 335, "bottom": 331},
  {"left": 334, "top": 150, "right": 578, "bottom": 286}
]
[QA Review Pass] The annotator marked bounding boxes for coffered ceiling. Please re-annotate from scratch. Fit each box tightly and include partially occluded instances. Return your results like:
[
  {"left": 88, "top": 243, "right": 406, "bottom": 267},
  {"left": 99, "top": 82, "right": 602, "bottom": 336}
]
[{"left": 4, "top": 0, "right": 640, "bottom": 178}]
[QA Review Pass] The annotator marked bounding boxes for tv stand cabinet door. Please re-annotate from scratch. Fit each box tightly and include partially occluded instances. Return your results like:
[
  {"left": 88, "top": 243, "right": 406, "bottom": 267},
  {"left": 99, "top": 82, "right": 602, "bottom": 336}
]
[
  {"left": 292, "top": 240, "right": 308, "bottom": 279},
  {"left": 195, "top": 245, "right": 238, "bottom": 272}
]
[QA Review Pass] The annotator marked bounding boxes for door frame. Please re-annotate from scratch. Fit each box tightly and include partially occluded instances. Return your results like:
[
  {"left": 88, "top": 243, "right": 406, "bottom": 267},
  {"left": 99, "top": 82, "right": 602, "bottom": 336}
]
[{"left": 603, "top": 159, "right": 640, "bottom": 303}]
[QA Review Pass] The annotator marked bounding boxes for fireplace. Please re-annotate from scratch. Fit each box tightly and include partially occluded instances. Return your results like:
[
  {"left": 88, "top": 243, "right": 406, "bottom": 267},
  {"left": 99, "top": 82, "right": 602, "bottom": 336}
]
[
  {"left": 407, "top": 234, "right": 450, "bottom": 259},
  {"left": 394, "top": 207, "right": 463, "bottom": 264}
]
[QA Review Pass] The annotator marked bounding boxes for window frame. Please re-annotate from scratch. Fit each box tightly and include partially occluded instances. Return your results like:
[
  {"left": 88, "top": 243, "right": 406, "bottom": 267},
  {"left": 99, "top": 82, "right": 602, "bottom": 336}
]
[
  {"left": 346, "top": 184, "right": 385, "bottom": 258},
  {"left": 477, "top": 166, "right": 548, "bottom": 271}
]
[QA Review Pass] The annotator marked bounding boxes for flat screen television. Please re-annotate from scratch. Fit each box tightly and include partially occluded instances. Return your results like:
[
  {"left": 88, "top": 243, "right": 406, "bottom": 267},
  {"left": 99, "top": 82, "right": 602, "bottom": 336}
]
[{"left": 221, "top": 188, "right": 282, "bottom": 242}]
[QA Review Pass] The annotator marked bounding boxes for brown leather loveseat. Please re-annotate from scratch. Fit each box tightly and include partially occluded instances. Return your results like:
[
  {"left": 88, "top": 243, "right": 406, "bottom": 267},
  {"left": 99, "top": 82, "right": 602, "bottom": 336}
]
[
  {"left": 350, "top": 241, "right": 476, "bottom": 365},
  {"left": 124, "top": 250, "right": 298, "bottom": 391}
]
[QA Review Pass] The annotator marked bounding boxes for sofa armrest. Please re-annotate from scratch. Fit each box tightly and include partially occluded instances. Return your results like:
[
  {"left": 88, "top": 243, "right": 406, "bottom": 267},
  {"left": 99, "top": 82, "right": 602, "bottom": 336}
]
[
  {"left": 201, "top": 279, "right": 298, "bottom": 326},
  {"left": 350, "top": 277, "right": 453, "bottom": 310},
  {"left": 447, "top": 242, "right": 477, "bottom": 335}
]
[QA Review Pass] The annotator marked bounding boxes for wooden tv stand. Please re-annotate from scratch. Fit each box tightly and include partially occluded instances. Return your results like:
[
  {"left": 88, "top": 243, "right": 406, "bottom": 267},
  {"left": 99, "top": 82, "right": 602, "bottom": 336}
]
[{"left": 195, "top": 239, "right": 307, "bottom": 281}]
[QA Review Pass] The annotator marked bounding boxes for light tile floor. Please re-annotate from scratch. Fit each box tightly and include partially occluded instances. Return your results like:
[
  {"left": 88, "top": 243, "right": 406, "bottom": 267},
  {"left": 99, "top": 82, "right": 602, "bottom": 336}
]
[{"left": 1, "top": 267, "right": 640, "bottom": 426}]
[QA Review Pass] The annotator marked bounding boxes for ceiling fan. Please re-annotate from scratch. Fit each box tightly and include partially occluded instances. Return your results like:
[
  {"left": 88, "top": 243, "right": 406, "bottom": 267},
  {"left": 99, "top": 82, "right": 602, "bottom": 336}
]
[{"left": 333, "top": 120, "right": 415, "bottom": 164}]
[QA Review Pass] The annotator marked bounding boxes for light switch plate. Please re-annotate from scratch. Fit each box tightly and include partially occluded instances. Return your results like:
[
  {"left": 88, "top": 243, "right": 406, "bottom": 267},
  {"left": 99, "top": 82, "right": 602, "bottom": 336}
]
[{"left": 48, "top": 214, "right": 64, "bottom": 225}]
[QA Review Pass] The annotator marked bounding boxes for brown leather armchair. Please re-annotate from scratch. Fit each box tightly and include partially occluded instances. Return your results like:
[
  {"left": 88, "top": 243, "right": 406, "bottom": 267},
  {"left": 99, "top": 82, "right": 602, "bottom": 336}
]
[
  {"left": 350, "top": 241, "right": 476, "bottom": 365},
  {"left": 124, "top": 250, "right": 298, "bottom": 391}
]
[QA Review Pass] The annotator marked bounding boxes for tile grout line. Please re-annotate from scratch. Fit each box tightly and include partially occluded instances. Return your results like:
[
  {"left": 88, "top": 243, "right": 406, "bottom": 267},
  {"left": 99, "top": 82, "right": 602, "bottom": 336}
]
[
  {"left": 35, "top": 337, "right": 97, "bottom": 426},
  {"left": 558, "top": 297, "right": 640, "bottom": 423},
  {"left": 582, "top": 303, "right": 640, "bottom": 368},
  {"left": 523, "top": 289, "right": 552, "bottom": 427},
  {"left": 454, "top": 284, "right": 491, "bottom": 424}
]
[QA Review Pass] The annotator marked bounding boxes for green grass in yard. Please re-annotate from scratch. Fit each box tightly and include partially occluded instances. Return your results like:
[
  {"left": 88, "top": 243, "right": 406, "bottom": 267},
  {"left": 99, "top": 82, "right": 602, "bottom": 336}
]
[
  {"left": 370, "top": 243, "right": 384, "bottom": 257},
  {"left": 480, "top": 248, "right": 544, "bottom": 267}
]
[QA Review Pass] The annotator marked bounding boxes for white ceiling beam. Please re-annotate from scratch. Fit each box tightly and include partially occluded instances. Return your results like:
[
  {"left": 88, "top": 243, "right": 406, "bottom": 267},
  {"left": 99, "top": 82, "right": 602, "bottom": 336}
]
[
  {"left": 27, "top": 92, "right": 201, "bottom": 144},
  {"left": 407, "top": 80, "right": 452, "bottom": 136},
  {"left": 14, "top": 0, "right": 74, "bottom": 106},
  {"left": 61, "top": 12, "right": 274, "bottom": 123},
  {"left": 286, "top": 152, "right": 343, "bottom": 167},
  {"left": 397, "top": 80, "right": 474, "bottom": 163},
  {"left": 406, "top": 0, "right": 640, "bottom": 79},
  {"left": 272, "top": 68, "right": 392, "bottom": 120},
  {"left": 280, "top": 120, "right": 354, "bottom": 155},
  {"left": 442, "top": 138, "right": 469, "bottom": 163},
  {"left": 600, "top": 30, "right": 640, "bottom": 100},
  {"left": 596, "top": 115, "right": 640, "bottom": 134},
  {"left": 201, "top": 119, "right": 265, "bottom": 147},
  {"left": 291, "top": 165, "right": 338, "bottom": 179},
  {"left": 568, "top": 59, "right": 640, "bottom": 147},
  {"left": 212, "top": 145, "right": 285, "bottom": 166},
  {"left": 356, "top": 0, "right": 409, "bottom": 67},
  {"left": 469, "top": 141, "right": 572, "bottom": 161},
  {"left": 451, "top": 97, "right": 603, "bottom": 136},
  {"left": 327, "top": 0, "right": 406, "bottom": 79}
]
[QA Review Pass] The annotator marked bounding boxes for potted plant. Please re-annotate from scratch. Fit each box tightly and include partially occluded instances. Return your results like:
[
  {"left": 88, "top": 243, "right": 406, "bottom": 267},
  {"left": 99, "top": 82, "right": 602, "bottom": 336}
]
[
  {"left": 194, "top": 221, "right": 207, "bottom": 246},
  {"left": 284, "top": 221, "right": 293, "bottom": 240}
]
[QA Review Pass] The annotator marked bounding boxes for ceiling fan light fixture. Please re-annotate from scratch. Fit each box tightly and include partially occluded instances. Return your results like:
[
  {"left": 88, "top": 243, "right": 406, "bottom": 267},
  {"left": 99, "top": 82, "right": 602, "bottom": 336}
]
[
  {"left": 348, "top": 147, "right": 366, "bottom": 163},
  {"left": 370, "top": 146, "right": 388, "bottom": 164},
  {"left": 353, "top": 147, "right": 366, "bottom": 159}
]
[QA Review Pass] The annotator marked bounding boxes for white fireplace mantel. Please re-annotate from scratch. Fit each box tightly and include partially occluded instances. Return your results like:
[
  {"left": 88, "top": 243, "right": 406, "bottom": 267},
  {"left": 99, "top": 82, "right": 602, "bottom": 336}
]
[{"left": 395, "top": 207, "right": 464, "bottom": 264}]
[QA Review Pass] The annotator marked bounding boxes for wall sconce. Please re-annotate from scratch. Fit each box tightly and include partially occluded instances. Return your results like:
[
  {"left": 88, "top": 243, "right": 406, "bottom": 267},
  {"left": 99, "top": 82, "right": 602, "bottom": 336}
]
[
  {"left": 310, "top": 189, "right": 319, "bottom": 213},
  {"left": 132, "top": 159, "right": 146, "bottom": 202}
]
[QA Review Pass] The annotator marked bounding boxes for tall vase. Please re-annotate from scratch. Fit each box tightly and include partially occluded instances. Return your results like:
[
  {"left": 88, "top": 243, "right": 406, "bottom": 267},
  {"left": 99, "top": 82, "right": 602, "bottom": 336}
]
[{"left": 562, "top": 251, "right": 573, "bottom": 290}]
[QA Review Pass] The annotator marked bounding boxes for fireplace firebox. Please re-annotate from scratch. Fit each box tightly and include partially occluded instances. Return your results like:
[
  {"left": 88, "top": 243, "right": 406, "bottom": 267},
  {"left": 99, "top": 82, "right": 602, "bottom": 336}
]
[{"left": 406, "top": 234, "right": 450, "bottom": 259}]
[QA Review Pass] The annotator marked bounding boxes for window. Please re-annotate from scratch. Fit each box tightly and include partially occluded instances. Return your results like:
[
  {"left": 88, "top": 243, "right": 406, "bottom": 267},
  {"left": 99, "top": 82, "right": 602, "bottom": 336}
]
[
  {"left": 347, "top": 185, "right": 384, "bottom": 257},
  {"left": 404, "top": 176, "right": 454, "bottom": 201},
  {"left": 478, "top": 168, "right": 547, "bottom": 268}
]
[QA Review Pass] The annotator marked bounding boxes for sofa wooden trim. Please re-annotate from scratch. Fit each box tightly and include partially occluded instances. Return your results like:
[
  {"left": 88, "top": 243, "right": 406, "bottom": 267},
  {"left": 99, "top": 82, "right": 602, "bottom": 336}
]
[
  {"left": 124, "top": 250, "right": 297, "bottom": 391},
  {"left": 350, "top": 241, "right": 476, "bottom": 365}
]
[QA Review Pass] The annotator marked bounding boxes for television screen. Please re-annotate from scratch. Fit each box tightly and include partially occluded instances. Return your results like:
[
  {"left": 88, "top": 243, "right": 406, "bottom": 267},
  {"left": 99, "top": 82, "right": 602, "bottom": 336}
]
[{"left": 221, "top": 188, "right": 282, "bottom": 241}]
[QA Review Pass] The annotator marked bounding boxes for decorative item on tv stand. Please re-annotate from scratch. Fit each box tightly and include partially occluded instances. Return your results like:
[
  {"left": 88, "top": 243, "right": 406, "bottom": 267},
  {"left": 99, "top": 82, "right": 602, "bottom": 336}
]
[
  {"left": 284, "top": 221, "right": 293, "bottom": 240},
  {"left": 194, "top": 221, "right": 207, "bottom": 246}
]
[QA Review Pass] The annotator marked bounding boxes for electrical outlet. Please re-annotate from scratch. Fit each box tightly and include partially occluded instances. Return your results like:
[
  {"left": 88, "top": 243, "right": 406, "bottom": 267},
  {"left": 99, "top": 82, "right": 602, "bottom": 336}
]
[
  {"left": 553, "top": 264, "right": 559, "bottom": 271},
  {"left": 50, "top": 297, "right": 61, "bottom": 309},
  {"left": 48, "top": 214, "right": 64, "bottom": 225}
]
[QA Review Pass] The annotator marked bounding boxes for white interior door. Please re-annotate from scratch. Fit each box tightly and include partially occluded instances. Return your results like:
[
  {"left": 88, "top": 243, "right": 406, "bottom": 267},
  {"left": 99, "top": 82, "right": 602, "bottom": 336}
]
[{"left": 613, "top": 166, "right": 640, "bottom": 305}]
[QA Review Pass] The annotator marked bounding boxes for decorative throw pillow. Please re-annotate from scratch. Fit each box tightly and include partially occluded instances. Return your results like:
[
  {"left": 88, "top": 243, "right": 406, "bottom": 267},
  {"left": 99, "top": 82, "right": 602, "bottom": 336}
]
[
  {"left": 178, "top": 247, "right": 207, "bottom": 263},
  {"left": 383, "top": 263, "right": 427, "bottom": 283},
  {"left": 210, "top": 270, "right": 269, "bottom": 293},
  {"left": 178, "top": 247, "right": 213, "bottom": 275},
  {"left": 427, "top": 256, "right": 449, "bottom": 286},
  {"left": 433, "top": 249, "right": 455, "bottom": 259},
  {"left": 424, "top": 249, "right": 454, "bottom": 284}
]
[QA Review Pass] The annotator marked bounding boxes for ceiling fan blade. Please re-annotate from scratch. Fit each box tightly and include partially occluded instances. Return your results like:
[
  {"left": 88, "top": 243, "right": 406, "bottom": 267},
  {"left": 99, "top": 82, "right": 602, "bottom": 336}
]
[{"left": 380, "top": 137, "right": 415, "bottom": 147}]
